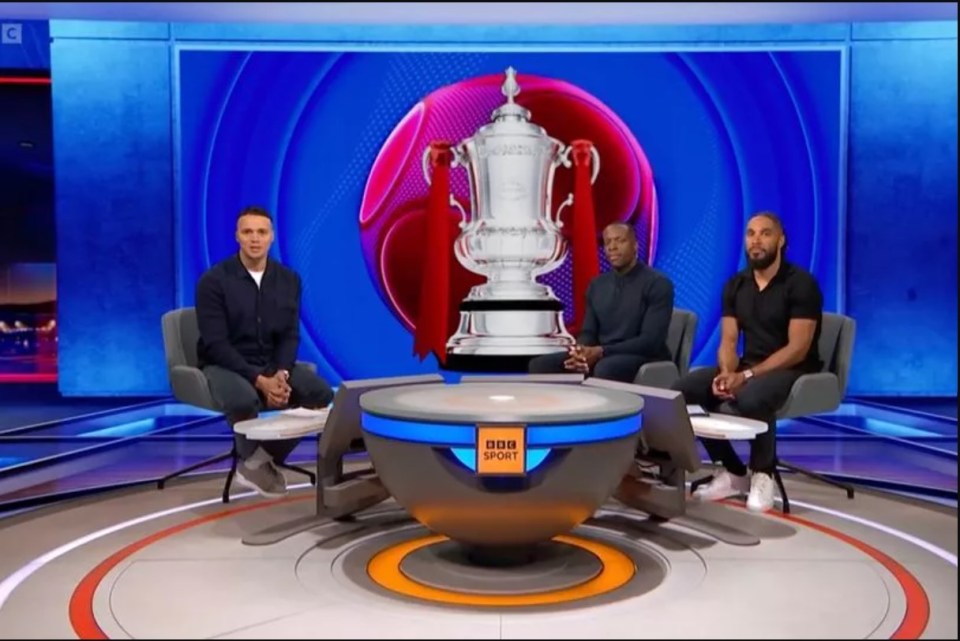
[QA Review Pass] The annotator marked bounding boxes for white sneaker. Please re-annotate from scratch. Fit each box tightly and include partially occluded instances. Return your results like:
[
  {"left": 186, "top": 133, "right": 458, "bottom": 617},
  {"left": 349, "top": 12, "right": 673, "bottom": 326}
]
[
  {"left": 692, "top": 470, "right": 750, "bottom": 501},
  {"left": 747, "top": 472, "right": 776, "bottom": 512}
]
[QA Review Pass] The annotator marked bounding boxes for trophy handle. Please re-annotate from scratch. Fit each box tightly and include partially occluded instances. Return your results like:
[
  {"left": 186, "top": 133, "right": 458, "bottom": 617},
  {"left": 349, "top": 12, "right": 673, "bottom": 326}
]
[
  {"left": 450, "top": 196, "right": 469, "bottom": 228},
  {"left": 588, "top": 145, "right": 601, "bottom": 184},
  {"left": 552, "top": 193, "right": 574, "bottom": 228},
  {"left": 422, "top": 148, "right": 469, "bottom": 227},
  {"left": 422, "top": 146, "right": 464, "bottom": 186},
  {"left": 557, "top": 144, "right": 601, "bottom": 184},
  {"left": 421, "top": 147, "right": 434, "bottom": 186}
]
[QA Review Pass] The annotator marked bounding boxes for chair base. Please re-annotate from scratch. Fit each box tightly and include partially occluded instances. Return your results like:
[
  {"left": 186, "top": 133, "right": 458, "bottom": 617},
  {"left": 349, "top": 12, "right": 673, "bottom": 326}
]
[
  {"left": 777, "top": 459, "right": 856, "bottom": 504},
  {"left": 276, "top": 462, "right": 317, "bottom": 486},
  {"left": 157, "top": 449, "right": 236, "bottom": 499},
  {"left": 158, "top": 449, "right": 317, "bottom": 504}
]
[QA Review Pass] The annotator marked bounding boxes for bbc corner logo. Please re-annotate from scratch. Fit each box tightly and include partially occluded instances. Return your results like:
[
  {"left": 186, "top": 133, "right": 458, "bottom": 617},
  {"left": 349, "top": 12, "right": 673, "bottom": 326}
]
[
  {"left": 2, "top": 23, "right": 23, "bottom": 45},
  {"left": 476, "top": 425, "right": 526, "bottom": 476}
]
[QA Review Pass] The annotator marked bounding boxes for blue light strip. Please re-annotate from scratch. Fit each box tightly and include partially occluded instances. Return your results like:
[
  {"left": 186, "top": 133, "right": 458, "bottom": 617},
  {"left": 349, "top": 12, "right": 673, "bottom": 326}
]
[
  {"left": 450, "top": 447, "right": 552, "bottom": 473},
  {"left": 361, "top": 412, "right": 641, "bottom": 446}
]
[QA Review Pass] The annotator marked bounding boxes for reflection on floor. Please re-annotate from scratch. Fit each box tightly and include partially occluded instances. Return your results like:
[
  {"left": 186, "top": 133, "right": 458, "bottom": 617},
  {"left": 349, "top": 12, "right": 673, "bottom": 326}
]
[{"left": 0, "top": 386, "right": 956, "bottom": 511}]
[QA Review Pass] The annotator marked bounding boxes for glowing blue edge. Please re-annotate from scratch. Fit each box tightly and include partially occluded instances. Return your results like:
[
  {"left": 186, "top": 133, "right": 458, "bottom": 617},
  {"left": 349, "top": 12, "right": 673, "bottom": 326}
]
[{"left": 360, "top": 412, "right": 641, "bottom": 447}]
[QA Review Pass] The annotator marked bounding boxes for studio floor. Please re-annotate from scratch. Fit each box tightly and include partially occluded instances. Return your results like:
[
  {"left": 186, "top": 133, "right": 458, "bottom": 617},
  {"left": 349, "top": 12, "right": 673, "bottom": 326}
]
[
  {"left": 0, "top": 470, "right": 956, "bottom": 639},
  {"left": 0, "top": 387, "right": 956, "bottom": 638}
]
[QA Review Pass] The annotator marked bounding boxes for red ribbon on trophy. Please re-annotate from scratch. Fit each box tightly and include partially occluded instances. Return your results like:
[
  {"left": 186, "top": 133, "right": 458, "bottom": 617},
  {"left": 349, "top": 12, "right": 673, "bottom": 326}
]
[
  {"left": 414, "top": 141, "right": 454, "bottom": 365},
  {"left": 569, "top": 139, "right": 600, "bottom": 336}
]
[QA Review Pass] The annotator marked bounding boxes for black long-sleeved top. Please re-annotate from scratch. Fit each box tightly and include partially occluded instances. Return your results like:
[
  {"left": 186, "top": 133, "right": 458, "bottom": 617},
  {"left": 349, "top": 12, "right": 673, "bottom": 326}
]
[
  {"left": 195, "top": 254, "right": 302, "bottom": 383},
  {"left": 578, "top": 262, "right": 674, "bottom": 361}
]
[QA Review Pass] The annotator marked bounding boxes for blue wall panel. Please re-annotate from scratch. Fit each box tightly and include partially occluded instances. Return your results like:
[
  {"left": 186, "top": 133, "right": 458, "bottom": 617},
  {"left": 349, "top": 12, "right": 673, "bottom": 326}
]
[
  {"left": 45, "top": 19, "right": 957, "bottom": 397},
  {"left": 51, "top": 37, "right": 174, "bottom": 395},
  {"left": 0, "top": 20, "right": 49, "bottom": 69},
  {"left": 50, "top": 20, "right": 169, "bottom": 40},
  {"left": 169, "top": 22, "right": 850, "bottom": 44},
  {"left": 852, "top": 20, "right": 958, "bottom": 40},
  {"left": 847, "top": 37, "right": 958, "bottom": 395}
]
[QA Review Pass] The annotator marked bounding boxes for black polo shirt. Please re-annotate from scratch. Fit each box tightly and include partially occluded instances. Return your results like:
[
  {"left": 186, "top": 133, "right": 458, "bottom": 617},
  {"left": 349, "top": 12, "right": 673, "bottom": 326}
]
[{"left": 722, "top": 261, "right": 823, "bottom": 373}]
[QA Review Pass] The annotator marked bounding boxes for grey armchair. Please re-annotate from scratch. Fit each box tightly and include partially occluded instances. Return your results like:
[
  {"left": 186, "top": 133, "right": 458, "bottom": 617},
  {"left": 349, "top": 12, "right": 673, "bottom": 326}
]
[
  {"left": 692, "top": 312, "right": 857, "bottom": 513},
  {"left": 158, "top": 307, "right": 316, "bottom": 502},
  {"left": 773, "top": 312, "right": 857, "bottom": 511},
  {"left": 634, "top": 308, "right": 698, "bottom": 388}
]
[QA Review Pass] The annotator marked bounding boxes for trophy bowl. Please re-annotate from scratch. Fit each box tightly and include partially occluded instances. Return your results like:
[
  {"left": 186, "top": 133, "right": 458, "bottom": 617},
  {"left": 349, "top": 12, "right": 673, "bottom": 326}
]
[
  {"left": 454, "top": 219, "right": 566, "bottom": 300},
  {"left": 421, "top": 67, "right": 600, "bottom": 371}
]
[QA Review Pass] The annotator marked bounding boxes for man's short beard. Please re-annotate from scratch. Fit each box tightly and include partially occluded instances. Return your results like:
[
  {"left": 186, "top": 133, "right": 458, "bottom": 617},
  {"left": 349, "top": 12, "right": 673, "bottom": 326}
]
[{"left": 746, "top": 250, "right": 778, "bottom": 270}]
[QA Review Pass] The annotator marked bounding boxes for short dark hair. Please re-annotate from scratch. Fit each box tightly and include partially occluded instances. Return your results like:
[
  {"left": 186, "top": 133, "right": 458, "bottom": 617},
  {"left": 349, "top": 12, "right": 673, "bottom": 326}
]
[
  {"left": 752, "top": 210, "right": 783, "bottom": 233},
  {"left": 238, "top": 205, "right": 272, "bottom": 221},
  {"left": 603, "top": 221, "right": 637, "bottom": 242}
]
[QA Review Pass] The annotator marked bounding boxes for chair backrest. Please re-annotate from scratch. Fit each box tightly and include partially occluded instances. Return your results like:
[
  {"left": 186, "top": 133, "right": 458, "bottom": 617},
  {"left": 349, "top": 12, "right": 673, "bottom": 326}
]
[
  {"left": 666, "top": 309, "right": 698, "bottom": 376},
  {"left": 816, "top": 312, "right": 856, "bottom": 397},
  {"left": 161, "top": 307, "right": 200, "bottom": 370}
]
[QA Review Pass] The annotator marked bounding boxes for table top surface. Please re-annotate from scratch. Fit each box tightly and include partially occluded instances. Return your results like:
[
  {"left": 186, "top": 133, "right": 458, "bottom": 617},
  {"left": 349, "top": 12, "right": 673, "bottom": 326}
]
[
  {"left": 358, "top": 382, "right": 644, "bottom": 424},
  {"left": 688, "top": 412, "right": 768, "bottom": 440},
  {"left": 233, "top": 408, "right": 330, "bottom": 440}
]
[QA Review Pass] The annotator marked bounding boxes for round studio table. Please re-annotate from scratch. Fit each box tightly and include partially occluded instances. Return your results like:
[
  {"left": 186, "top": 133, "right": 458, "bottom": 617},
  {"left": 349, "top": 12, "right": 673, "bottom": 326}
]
[{"left": 358, "top": 381, "right": 644, "bottom": 562}]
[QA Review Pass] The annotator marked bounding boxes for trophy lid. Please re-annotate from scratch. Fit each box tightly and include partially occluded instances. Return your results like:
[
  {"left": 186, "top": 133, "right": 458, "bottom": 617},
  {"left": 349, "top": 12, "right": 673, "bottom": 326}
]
[{"left": 479, "top": 67, "right": 546, "bottom": 136}]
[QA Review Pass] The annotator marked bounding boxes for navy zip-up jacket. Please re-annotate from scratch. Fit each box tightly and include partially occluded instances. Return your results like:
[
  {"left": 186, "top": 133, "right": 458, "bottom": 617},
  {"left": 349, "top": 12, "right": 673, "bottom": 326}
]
[{"left": 195, "top": 254, "right": 302, "bottom": 383}]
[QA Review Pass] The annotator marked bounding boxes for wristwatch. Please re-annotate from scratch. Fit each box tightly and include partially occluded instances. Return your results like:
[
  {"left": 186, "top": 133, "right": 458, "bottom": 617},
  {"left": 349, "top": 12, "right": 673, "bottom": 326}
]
[{"left": 743, "top": 369, "right": 755, "bottom": 381}]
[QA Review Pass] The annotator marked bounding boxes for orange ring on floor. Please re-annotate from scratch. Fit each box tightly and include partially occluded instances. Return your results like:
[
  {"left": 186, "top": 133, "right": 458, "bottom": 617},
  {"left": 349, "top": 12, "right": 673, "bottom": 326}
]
[{"left": 366, "top": 533, "right": 635, "bottom": 606}]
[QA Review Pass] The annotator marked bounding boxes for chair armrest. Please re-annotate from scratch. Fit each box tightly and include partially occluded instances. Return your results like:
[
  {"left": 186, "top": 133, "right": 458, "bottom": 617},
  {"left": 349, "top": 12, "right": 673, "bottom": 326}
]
[
  {"left": 776, "top": 372, "right": 841, "bottom": 419},
  {"left": 169, "top": 365, "right": 218, "bottom": 411},
  {"left": 633, "top": 361, "right": 680, "bottom": 389},
  {"left": 295, "top": 361, "right": 317, "bottom": 374}
]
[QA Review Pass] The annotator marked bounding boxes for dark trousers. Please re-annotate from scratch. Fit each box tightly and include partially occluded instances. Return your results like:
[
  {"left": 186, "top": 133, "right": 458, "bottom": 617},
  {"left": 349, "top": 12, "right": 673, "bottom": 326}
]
[
  {"left": 528, "top": 351, "right": 649, "bottom": 384},
  {"left": 671, "top": 366, "right": 801, "bottom": 474},
  {"left": 203, "top": 363, "right": 334, "bottom": 464}
]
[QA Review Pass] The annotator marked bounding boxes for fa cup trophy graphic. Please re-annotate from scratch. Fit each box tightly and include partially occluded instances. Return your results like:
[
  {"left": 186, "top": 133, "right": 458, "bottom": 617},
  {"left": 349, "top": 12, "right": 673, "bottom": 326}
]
[{"left": 415, "top": 67, "right": 601, "bottom": 371}]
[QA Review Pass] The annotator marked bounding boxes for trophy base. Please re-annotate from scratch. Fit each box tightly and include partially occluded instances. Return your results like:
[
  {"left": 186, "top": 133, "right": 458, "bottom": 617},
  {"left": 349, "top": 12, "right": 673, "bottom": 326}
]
[
  {"left": 443, "top": 353, "right": 552, "bottom": 373},
  {"left": 441, "top": 299, "right": 575, "bottom": 373}
]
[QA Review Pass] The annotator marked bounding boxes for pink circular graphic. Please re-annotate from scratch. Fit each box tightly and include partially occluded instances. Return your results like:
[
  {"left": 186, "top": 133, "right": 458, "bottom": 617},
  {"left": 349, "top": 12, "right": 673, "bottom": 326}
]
[{"left": 359, "top": 72, "right": 658, "bottom": 333}]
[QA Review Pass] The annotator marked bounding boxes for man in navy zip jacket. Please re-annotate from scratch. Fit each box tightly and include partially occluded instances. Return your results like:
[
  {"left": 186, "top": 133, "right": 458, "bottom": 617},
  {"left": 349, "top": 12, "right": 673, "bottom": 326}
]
[{"left": 196, "top": 206, "right": 333, "bottom": 498}]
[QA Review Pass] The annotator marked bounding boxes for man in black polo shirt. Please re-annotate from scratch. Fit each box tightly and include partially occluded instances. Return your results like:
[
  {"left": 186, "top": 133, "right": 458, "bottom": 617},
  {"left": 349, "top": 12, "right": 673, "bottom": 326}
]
[
  {"left": 528, "top": 222, "right": 674, "bottom": 382},
  {"left": 672, "top": 212, "right": 822, "bottom": 512},
  {"left": 196, "top": 206, "right": 334, "bottom": 498}
]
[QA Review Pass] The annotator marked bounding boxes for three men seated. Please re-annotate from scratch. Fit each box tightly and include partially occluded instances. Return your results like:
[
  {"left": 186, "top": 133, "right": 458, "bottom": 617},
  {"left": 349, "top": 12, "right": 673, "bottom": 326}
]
[{"left": 196, "top": 207, "right": 824, "bottom": 514}]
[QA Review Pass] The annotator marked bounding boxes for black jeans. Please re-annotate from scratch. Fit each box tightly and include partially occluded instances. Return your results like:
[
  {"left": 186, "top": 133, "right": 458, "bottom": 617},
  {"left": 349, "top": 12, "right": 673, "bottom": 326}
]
[
  {"left": 528, "top": 351, "right": 649, "bottom": 384},
  {"left": 203, "top": 363, "right": 334, "bottom": 464},
  {"left": 671, "top": 366, "right": 801, "bottom": 475}
]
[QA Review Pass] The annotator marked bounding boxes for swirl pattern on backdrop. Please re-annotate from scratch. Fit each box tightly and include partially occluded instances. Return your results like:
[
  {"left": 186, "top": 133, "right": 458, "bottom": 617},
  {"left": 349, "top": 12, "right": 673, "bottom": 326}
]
[{"left": 177, "top": 50, "right": 841, "bottom": 384}]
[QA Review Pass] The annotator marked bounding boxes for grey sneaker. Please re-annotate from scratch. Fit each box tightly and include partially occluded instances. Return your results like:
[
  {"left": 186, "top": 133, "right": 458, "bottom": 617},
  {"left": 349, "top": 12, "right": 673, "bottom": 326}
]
[
  {"left": 266, "top": 462, "right": 288, "bottom": 494},
  {"left": 236, "top": 461, "right": 287, "bottom": 499}
]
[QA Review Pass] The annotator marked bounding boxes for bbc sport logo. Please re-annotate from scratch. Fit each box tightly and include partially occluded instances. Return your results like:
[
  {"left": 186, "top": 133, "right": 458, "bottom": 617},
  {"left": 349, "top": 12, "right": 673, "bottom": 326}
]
[
  {"left": 483, "top": 439, "right": 519, "bottom": 461},
  {"left": 2, "top": 23, "right": 23, "bottom": 45}
]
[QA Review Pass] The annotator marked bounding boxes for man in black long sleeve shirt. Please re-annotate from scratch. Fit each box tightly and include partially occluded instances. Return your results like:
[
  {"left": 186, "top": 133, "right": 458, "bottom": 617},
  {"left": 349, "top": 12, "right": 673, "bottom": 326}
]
[
  {"left": 196, "top": 206, "right": 333, "bottom": 498},
  {"left": 529, "top": 223, "right": 674, "bottom": 382}
]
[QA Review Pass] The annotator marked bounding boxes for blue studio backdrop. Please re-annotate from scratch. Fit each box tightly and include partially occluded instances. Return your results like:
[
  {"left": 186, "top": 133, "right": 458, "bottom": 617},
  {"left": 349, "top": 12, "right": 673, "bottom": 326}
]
[
  {"left": 177, "top": 47, "right": 842, "bottom": 385},
  {"left": 12, "top": 19, "right": 956, "bottom": 396}
]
